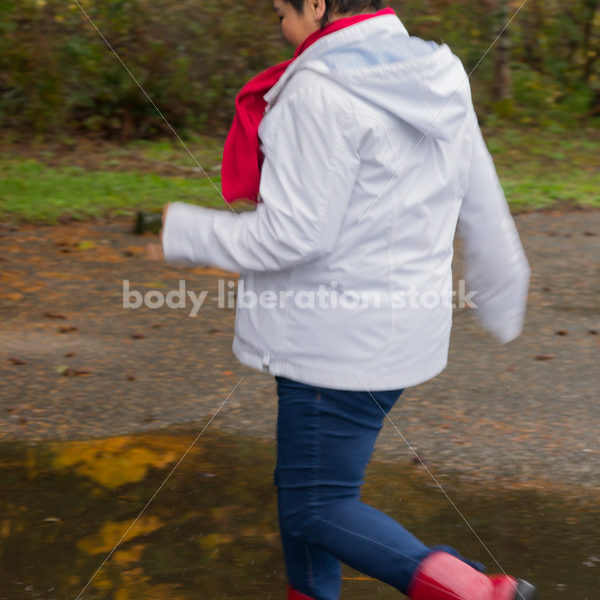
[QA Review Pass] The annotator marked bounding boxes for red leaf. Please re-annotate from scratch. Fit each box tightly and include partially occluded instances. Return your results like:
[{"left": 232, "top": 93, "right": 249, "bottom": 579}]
[{"left": 8, "top": 356, "right": 26, "bottom": 365}]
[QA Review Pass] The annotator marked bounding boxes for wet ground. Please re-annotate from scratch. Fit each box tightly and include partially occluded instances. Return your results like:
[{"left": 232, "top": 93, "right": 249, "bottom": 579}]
[
  {"left": 1, "top": 428, "right": 599, "bottom": 600},
  {"left": 1, "top": 211, "right": 599, "bottom": 485},
  {"left": 1, "top": 210, "right": 599, "bottom": 598}
]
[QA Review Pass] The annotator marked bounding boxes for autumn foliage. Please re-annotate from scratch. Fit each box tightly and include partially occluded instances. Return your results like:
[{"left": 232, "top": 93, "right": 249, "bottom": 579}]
[{"left": 0, "top": 0, "right": 598, "bottom": 138}]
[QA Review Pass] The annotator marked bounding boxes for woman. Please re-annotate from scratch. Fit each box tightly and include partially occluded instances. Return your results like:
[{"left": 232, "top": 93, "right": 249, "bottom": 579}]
[{"left": 150, "top": 1, "right": 536, "bottom": 599}]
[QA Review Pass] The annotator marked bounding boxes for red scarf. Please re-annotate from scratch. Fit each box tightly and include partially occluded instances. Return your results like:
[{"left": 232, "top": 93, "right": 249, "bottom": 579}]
[{"left": 221, "top": 6, "right": 395, "bottom": 204}]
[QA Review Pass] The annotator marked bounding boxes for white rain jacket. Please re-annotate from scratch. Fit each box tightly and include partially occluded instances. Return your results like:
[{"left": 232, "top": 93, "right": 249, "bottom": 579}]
[{"left": 162, "top": 13, "right": 530, "bottom": 391}]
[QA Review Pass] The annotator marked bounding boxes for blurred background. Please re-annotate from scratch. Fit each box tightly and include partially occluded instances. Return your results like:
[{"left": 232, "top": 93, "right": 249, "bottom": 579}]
[{"left": 0, "top": 0, "right": 598, "bottom": 221}]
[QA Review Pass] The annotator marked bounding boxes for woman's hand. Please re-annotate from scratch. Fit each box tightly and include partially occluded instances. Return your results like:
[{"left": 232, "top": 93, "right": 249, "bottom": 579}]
[{"left": 146, "top": 203, "right": 171, "bottom": 261}]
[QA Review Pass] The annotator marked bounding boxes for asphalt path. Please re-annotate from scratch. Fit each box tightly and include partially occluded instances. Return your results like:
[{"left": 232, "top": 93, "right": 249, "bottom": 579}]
[{"left": 1, "top": 210, "right": 598, "bottom": 495}]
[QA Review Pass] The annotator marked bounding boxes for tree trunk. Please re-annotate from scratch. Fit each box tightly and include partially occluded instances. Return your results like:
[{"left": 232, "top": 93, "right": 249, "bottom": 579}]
[
  {"left": 493, "top": 0, "right": 513, "bottom": 102},
  {"left": 522, "top": 0, "right": 543, "bottom": 72},
  {"left": 582, "top": 0, "right": 600, "bottom": 83}
]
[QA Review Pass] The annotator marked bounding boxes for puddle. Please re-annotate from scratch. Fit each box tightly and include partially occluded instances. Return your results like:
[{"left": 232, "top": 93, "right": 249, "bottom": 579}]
[{"left": 0, "top": 428, "right": 598, "bottom": 599}]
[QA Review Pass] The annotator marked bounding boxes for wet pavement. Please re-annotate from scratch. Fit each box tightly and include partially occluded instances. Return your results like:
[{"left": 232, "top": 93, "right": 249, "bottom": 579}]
[
  {"left": 1, "top": 211, "right": 599, "bottom": 487},
  {"left": 1, "top": 210, "right": 599, "bottom": 598},
  {"left": 1, "top": 428, "right": 599, "bottom": 600}
]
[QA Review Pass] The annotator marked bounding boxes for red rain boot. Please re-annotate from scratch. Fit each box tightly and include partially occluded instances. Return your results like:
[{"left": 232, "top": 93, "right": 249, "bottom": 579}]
[
  {"left": 408, "top": 551, "right": 538, "bottom": 600},
  {"left": 286, "top": 584, "right": 315, "bottom": 600}
]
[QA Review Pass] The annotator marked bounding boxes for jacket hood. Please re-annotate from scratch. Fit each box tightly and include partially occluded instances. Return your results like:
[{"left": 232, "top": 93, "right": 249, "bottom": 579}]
[{"left": 264, "top": 14, "right": 472, "bottom": 141}]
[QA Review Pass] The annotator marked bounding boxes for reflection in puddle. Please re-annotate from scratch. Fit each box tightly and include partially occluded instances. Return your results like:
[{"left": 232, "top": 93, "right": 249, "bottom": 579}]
[{"left": 0, "top": 429, "right": 598, "bottom": 599}]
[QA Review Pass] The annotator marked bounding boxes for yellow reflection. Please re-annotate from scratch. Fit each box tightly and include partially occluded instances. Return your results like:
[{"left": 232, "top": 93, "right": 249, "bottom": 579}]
[
  {"left": 77, "top": 515, "right": 163, "bottom": 554},
  {"left": 50, "top": 435, "right": 195, "bottom": 488}
]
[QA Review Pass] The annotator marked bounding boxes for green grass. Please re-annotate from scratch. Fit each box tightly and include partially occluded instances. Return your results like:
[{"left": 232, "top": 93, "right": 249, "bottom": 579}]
[
  {"left": 125, "top": 134, "right": 225, "bottom": 171},
  {"left": 501, "top": 175, "right": 600, "bottom": 210},
  {"left": 0, "top": 159, "right": 226, "bottom": 223},
  {"left": 0, "top": 127, "right": 598, "bottom": 223},
  {"left": 483, "top": 126, "right": 599, "bottom": 211}
]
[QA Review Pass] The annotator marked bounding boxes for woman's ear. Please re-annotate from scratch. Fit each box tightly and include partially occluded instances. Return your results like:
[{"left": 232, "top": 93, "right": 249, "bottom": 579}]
[{"left": 314, "top": 0, "right": 326, "bottom": 21}]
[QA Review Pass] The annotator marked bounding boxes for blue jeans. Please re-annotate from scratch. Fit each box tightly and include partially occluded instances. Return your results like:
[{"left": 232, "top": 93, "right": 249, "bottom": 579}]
[{"left": 274, "top": 375, "right": 485, "bottom": 600}]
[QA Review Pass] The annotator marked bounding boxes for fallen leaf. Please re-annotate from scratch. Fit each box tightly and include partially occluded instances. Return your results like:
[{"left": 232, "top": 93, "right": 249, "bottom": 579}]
[
  {"left": 58, "top": 367, "right": 92, "bottom": 377},
  {"left": 39, "top": 271, "right": 71, "bottom": 279},
  {"left": 78, "top": 240, "right": 96, "bottom": 251},
  {"left": 8, "top": 356, "right": 26, "bottom": 365},
  {"left": 43, "top": 312, "right": 67, "bottom": 320},
  {"left": 141, "top": 281, "right": 167, "bottom": 289},
  {"left": 58, "top": 326, "right": 78, "bottom": 334},
  {"left": 123, "top": 246, "right": 144, "bottom": 257}
]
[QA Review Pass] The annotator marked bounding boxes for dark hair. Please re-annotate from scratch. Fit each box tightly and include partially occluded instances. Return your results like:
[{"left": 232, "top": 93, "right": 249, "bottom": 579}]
[{"left": 283, "top": 0, "right": 384, "bottom": 28}]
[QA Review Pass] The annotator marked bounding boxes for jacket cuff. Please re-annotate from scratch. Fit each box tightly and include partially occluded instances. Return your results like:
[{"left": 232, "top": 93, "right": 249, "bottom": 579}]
[
  {"left": 480, "top": 308, "right": 525, "bottom": 344},
  {"left": 162, "top": 201, "right": 216, "bottom": 265}
]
